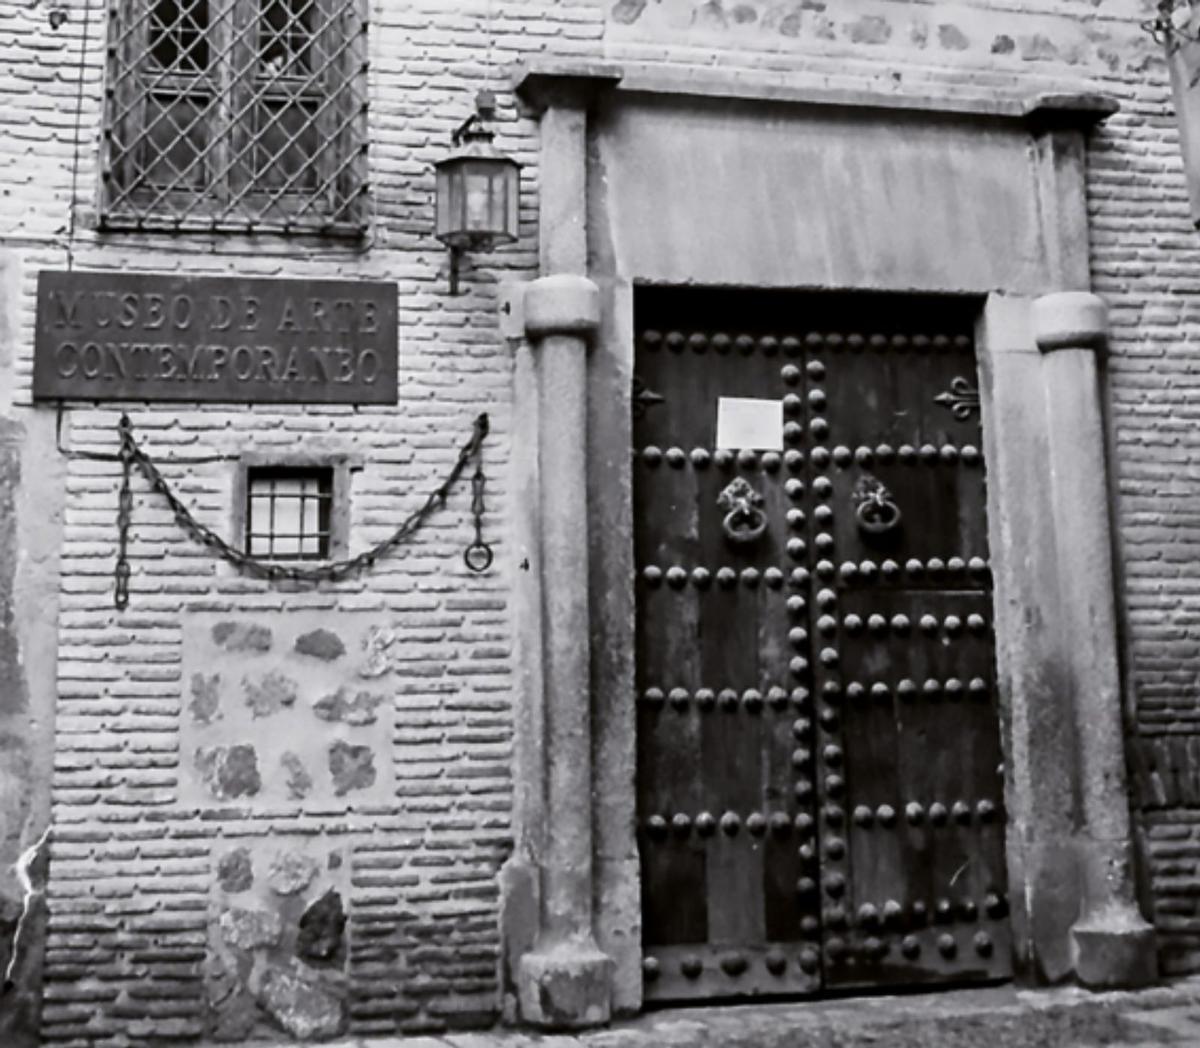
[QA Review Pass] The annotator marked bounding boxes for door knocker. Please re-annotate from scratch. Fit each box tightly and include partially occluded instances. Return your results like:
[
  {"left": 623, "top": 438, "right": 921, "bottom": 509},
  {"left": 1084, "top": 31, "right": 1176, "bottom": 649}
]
[
  {"left": 853, "top": 475, "right": 902, "bottom": 536},
  {"left": 718, "top": 477, "right": 768, "bottom": 546}
]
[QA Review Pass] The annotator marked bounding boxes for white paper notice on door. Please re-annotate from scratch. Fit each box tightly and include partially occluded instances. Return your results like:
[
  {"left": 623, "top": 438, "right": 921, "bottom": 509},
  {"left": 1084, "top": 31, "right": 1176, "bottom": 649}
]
[{"left": 715, "top": 397, "right": 783, "bottom": 450}]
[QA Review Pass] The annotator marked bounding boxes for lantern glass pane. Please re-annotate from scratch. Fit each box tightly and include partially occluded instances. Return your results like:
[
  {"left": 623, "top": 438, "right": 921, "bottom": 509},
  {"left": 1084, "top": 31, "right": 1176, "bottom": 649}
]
[
  {"left": 485, "top": 169, "right": 504, "bottom": 234},
  {"left": 504, "top": 163, "right": 519, "bottom": 240},
  {"left": 466, "top": 168, "right": 491, "bottom": 231},
  {"left": 487, "top": 170, "right": 503, "bottom": 232},
  {"left": 435, "top": 162, "right": 464, "bottom": 240}
]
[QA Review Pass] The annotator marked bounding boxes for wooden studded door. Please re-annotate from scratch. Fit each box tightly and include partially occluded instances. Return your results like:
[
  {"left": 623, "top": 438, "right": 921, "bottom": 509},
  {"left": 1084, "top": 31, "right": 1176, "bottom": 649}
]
[{"left": 633, "top": 288, "right": 1012, "bottom": 1004}]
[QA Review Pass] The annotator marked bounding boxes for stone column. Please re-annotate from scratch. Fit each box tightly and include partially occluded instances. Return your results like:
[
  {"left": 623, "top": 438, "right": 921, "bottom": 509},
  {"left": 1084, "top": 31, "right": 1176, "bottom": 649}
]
[
  {"left": 1032, "top": 291, "right": 1157, "bottom": 988},
  {"left": 977, "top": 293, "right": 1080, "bottom": 983},
  {"left": 512, "top": 89, "right": 613, "bottom": 1029}
]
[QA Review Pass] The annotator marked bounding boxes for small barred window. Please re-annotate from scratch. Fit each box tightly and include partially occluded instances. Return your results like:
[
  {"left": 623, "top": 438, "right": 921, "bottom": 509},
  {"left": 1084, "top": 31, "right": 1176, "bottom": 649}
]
[
  {"left": 245, "top": 466, "right": 333, "bottom": 560},
  {"left": 101, "top": 0, "right": 369, "bottom": 234}
]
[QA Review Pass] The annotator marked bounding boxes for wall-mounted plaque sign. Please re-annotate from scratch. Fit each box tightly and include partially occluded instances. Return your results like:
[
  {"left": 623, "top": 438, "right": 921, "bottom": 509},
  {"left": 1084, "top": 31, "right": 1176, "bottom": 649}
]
[{"left": 34, "top": 270, "right": 398, "bottom": 403}]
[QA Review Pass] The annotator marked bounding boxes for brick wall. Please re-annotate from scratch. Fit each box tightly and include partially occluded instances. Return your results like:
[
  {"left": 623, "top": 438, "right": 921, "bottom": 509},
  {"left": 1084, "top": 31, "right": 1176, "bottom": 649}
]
[
  {"left": 0, "top": 0, "right": 604, "bottom": 1041},
  {"left": 6, "top": 0, "right": 1200, "bottom": 1041}
]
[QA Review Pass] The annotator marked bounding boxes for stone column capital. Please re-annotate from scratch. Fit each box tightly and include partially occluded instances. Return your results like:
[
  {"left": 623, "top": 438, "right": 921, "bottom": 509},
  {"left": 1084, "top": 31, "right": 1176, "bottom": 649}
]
[
  {"left": 1032, "top": 291, "right": 1108, "bottom": 353},
  {"left": 524, "top": 274, "right": 601, "bottom": 342}
]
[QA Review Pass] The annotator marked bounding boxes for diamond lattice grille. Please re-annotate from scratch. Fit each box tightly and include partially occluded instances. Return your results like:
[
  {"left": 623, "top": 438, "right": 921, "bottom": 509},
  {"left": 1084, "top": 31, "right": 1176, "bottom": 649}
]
[{"left": 101, "top": 0, "right": 368, "bottom": 234}]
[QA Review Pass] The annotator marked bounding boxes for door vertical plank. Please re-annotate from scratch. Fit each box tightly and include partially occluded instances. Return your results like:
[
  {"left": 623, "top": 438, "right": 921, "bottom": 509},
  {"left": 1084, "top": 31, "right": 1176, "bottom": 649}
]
[{"left": 635, "top": 328, "right": 708, "bottom": 955}]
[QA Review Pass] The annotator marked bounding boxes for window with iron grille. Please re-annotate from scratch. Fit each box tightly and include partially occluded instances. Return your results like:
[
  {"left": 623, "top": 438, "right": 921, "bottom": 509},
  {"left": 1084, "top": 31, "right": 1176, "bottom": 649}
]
[
  {"left": 101, "top": 0, "right": 369, "bottom": 234},
  {"left": 245, "top": 466, "right": 334, "bottom": 560}
]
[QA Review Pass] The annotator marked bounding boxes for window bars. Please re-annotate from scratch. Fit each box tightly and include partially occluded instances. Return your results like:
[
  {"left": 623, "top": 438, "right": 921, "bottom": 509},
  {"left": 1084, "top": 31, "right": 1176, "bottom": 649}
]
[
  {"left": 246, "top": 465, "right": 333, "bottom": 560},
  {"left": 101, "top": 0, "right": 369, "bottom": 235}
]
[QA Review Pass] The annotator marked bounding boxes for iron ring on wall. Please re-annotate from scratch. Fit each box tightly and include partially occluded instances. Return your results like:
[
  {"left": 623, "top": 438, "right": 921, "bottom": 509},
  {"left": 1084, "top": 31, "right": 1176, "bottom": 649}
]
[{"left": 464, "top": 542, "right": 494, "bottom": 572}]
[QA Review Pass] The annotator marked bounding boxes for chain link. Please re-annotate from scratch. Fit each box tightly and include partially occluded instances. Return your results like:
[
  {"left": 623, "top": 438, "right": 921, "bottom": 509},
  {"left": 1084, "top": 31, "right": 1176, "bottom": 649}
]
[
  {"left": 113, "top": 412, "right": 490, "bottom": 609},
  {"left": 464, "top": 453, "right": 493, "bottom": 573},
  {"left": 114, "top": 416, "right": 135, "bottom": 610}
]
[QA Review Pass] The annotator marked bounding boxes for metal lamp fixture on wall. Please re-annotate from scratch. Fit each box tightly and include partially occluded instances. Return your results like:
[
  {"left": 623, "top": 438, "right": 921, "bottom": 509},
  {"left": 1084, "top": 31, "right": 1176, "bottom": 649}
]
[
  {"left": 1147, "top": 0, "right": 1200, "bottom": 226},
  {"left": 434, "top": 90, "right": 521, "bottom": 294},
  {"left": 1145, "top": 0, "right": 1200, "bottom": 42}
]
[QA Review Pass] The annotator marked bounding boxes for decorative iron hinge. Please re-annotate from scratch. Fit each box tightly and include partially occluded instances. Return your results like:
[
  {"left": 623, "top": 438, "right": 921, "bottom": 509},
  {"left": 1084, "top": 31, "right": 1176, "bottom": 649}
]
[
  {"left": 934, "top": 377, "right": 981, "bottom": 420},
  {"left": 632, "top": 375, "right": 665, "bottom": 418}
]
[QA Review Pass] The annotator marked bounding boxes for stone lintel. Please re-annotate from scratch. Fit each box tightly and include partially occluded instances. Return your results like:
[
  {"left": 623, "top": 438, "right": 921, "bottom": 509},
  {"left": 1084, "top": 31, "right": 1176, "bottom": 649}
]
[
  {"left": 1032, "top": 291, "right": 1109, "bottom": 353},
  {"left": 513, "top": 62, "right": 624, "bottom": 113},
  {"left": 513, "top": 60, "right": 1118, "bottom": 128},
  {"left": 1023, "top": 93, "right": 1120, "bottom": 131},
  {"left": 524, "top": 275, "right": 601, "bottom": 342}
]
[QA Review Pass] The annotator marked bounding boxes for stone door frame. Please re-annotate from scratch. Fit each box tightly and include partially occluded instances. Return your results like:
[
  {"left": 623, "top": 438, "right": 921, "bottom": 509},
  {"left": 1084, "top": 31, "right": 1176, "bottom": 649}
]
[{"left": 501, "top": 63, "right": 1157, "bottom": 1029}]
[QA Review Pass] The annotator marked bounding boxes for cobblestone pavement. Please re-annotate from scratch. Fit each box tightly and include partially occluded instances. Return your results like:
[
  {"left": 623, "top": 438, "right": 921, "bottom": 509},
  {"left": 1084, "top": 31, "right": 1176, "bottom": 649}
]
[{"left": 205, "top": 978, "right": 1200, "bottom": 1048}]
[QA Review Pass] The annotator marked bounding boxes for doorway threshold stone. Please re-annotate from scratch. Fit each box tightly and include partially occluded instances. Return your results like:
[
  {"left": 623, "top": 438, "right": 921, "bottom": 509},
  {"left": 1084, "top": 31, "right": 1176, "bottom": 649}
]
[{"left": 186, "top": 976, "right": 1200, "bottom": 1048}]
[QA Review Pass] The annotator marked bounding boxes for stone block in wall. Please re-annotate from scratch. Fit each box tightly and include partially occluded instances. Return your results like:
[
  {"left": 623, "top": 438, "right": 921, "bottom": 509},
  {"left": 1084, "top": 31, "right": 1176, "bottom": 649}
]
[
  {"left": 207, "top": 837, "right": 352, "bottom": 1041},
  {"left": 180, "top": 613, "right": 396, "bottom": 810}
]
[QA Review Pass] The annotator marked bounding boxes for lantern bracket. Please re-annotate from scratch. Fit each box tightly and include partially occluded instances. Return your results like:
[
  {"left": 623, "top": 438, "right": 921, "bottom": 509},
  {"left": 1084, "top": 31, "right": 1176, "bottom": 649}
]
[
  {"left": 1143, "top": 0, "right": 1200, "bottom": 44},
  {"left": 453, "top": 90, "right": 498, "bottom": 146},
  {"left": 449, "top": 89, "right": 496, "bottom": 296}
]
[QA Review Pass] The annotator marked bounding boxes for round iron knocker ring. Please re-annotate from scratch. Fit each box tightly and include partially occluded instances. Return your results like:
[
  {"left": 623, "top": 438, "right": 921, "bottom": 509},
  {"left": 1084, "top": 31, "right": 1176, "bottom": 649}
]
[
  {"left": 856, "top": 497, "right": 902, "bottom": 535},
  {"left": 722, "top": 506, "right": 768, "bottom": 545},
  {"left": 464, "top": 542, "right": 494, "bottom": 573}
]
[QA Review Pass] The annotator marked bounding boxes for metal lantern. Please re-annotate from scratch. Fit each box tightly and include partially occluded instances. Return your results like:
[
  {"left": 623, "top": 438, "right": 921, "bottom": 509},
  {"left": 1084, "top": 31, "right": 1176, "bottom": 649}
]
[
  {"left": 1149, "top": 2, "right": 1200, "bottom": 225},
  {"left": 434, "top": 92, "right": 520, "bottom": 293},
  {"left": 1147, "top": 0, "right": 1200, "bottom": 41}
]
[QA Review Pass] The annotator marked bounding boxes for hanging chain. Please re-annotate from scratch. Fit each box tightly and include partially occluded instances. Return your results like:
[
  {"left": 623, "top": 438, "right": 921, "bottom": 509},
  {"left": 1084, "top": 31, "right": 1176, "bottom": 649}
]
[
  {"left": 112, "top": 412, "right": 490, "bottom": 609},
  {"left": 114, "top": 416, "right": 135, "bottom": 610},
  {"left": 463, "top": 453, "right": 493, "bottom": 573}
]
